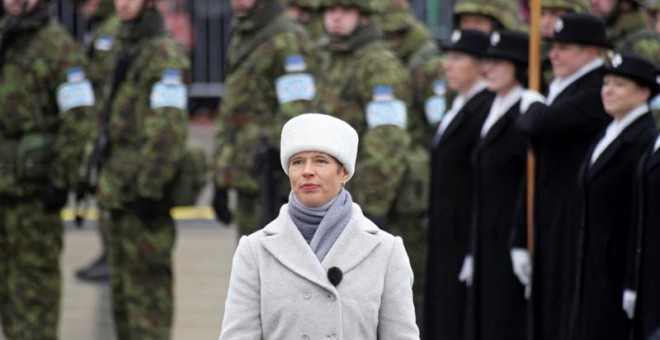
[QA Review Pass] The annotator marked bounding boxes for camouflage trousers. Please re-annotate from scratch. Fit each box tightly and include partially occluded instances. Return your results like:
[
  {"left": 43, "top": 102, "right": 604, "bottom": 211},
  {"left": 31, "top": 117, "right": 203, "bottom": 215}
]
[
  {"left": 109, "top": 208, "right": 176, "bottom": 340},
  {"left": 389, "top": 213, "right": 428, "bottom": 332},
  {"left": 0, "top": 196, "right": 63, "bottom": 340},
  {"left": 233, "top": 190, "right": 265, "bottom": 239}
]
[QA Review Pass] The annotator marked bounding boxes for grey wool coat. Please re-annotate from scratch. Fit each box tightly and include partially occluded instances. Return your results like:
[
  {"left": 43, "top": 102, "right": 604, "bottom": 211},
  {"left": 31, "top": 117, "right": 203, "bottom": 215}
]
[{"left": 218, "top": 203, "right": 420, "bottom": 340}]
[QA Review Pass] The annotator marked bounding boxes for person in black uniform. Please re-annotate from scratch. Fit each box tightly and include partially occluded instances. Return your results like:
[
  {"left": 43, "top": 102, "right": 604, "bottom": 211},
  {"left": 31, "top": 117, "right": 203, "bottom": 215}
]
[
  {"left": 513, "top": 13, "right": 613, "bottom": 340},
  {"left": 570, "top": 52, "right": 658, "bottom": 340},
  {"left": 468, "top": 29, "right": 534, "bottom": 340},
  {"left": 424, "top": 29, "right": 494, "bottom": 340}
]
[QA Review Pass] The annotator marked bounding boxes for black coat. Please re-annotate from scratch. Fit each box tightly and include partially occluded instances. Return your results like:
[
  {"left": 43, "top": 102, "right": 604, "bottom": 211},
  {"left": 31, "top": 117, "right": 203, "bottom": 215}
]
[
  {"left": 570, "top": 113, "right": 657, "bottom": 340},
  {"left": 425, "top": 88, "right": 494, "bottom": 340},
  {"left": 514, "top": 67, "right": 611, "bottom": 340},
  {"left": 627, "top": 133, "right": 660, "bottom": 340},
  {"left": 470, "top": 103, "right": 528, "bottom": 340}
]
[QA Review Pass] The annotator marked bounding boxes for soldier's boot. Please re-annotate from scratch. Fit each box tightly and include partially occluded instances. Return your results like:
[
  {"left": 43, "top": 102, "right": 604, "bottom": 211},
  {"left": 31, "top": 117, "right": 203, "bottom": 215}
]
[{"left": 75, "top": 250, "right": 110, "bottom": 282}]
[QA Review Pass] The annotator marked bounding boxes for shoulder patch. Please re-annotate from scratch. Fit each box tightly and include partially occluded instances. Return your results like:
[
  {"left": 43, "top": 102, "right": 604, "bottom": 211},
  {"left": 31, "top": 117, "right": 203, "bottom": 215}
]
[
  {"left": 57, "top": 67, "right": 95, "bottom": 112},
  {"left": 94, "top": 35, "right": 114, "bottom": 51},
  {"left": 366, "top": 85, "right": 407, "bottom": 129},
  {"left": 424, "top": 80, "right": 447, "bottom": 124},
  {"left": 150, "top": 69, "right": 188, "bottom": 110}
]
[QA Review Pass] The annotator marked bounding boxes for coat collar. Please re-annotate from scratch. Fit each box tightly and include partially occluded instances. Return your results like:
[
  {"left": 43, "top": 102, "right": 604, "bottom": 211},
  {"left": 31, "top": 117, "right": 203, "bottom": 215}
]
[
  {"left": 477, "top": 103, "right": 518, "bottom": 149},
  {"left": 646, "top": 143, "right": 660, "bottom": 172},
  {"left": 260, "top": 204, "right": 381, "bottom": 292},
  {"left": 439, "top": 89, "right": 493, "bottom": 144},
  {"left": 587, "top": 112, "right": 655, "bottom": 180}
]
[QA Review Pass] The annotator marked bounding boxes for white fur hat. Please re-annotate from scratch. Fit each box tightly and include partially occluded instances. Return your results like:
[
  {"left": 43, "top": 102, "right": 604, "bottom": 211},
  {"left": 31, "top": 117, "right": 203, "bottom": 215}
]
[{"left": 280, "top": 113, "right": 359, "bottom": 181}]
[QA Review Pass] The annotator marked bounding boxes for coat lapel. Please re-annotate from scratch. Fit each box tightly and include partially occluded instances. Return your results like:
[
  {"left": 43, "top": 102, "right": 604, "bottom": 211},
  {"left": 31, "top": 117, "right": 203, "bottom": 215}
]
[
  {"left": 260, "top": 206, "right": 335, "bottom": 292},
  {"left": 589, "top": 113, "right": 655, "bottom": 181},
  {"left": 321, "top": 204, "right": 381, "bottom": 275},
  {"left": 647, "top": 143, "right": 660, "bottom": 172},
  {"left": 479, "top": 106, "right": 516, "bottom": 149}
]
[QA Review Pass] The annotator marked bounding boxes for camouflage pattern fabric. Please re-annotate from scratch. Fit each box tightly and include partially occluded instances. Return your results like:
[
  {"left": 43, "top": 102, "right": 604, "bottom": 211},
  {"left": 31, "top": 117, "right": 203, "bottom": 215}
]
[
  {"left": 92, "top": 9, "right": 189, "bottom": 339},
  {"left": 319, "top": 0, "right": 383, "bottom": 14},
  {"left": 452, "top": 0, "right": 527, "bottom": 31},
  {"left": 0, "top": 7, "right": 93, "bottom": 339},
  {"left": 96, "top": 11, "right": 189, "bottom": 209},
  {"left": 1, "top": 198, "right": 63, "bottom": 340},
  {"left": 314, "top": 21, "right": 412, "bottom": 222},
  {"left": 607, "top": 9, "right": 660, "bottom": 67},
  {"left": 85, "top": 14, "right": 121, "bottom": 99},
  {"left": 543, "top": 0, "right": 589, "bottom": 12},
  {"left": 375, "top": 8, "right": 440, "bottom": 326},
  {"left": 214, "top": 1, "right": 317, "bottom": 236},
  {"left": 109, "top": 209, "right": 176, "bottom": 340}
]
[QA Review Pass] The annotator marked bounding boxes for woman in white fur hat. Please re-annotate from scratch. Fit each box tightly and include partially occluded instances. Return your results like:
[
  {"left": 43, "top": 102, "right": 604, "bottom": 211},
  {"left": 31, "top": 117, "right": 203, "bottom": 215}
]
[{"left": 218, "top": 113, "right": 420, "bottom": 340}]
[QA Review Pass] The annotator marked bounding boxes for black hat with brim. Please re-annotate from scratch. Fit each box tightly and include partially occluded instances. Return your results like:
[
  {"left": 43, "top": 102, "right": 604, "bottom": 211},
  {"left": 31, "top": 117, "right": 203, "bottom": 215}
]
[
  {"left": 604, "top": 53, "right": 660, "bottom": 98},
  {"left": 440, "top": 29, "right": 490, "bottom": 59},
  {"left": 545, "top": 13, "right": 612, "bottom": 48},
  {"left": 486, "top": 30, "right": 529, "bottom": 65}
]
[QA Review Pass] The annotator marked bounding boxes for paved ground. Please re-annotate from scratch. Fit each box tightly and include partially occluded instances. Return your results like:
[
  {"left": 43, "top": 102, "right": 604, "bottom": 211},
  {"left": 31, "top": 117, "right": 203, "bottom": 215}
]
[{"left": 2, "top": 119, "right": 237, "bottom": 340}]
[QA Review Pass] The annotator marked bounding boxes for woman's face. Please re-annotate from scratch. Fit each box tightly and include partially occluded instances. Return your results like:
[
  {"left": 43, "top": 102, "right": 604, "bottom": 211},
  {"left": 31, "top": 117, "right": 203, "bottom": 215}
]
[
  {"left": 443, "top": 51, "right": 483, "bottom": 94},
  {"left": 601, "top": 74, "right": 650, "bottom": 119},
  {"left": 483, "top": 58, "right": 518, "bottom": 95},
  {"left": 288, "top": 151, "right": 349, "bottom": 207}
]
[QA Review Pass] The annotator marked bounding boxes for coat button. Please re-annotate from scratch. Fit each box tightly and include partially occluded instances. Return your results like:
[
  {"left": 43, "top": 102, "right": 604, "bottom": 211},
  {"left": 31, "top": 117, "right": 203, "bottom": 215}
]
[
  {"left": 302, "top": 289, "right": 312, "bottom": 299},
  {"left": 328, "top": 294, "right": 336, "bottom": 301},
  {"left": 302, "top": 335, "right": 309, "bottom": 340}
]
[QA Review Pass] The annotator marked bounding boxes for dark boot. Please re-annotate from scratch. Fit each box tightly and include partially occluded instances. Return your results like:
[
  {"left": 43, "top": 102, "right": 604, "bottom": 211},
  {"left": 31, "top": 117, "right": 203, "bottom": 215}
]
[{"left": 75, "top": 251, "right": 110, "bottom": 282}]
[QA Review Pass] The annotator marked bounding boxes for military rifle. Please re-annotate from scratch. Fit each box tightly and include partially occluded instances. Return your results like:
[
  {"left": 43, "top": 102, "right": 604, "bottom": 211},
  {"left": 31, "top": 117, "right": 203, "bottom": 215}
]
[
  {"left": 75, "top": 48, "right": 131, "bottom": 226},
  {"left": 253, "top": 136, "right": 283, "bottom": 227}
]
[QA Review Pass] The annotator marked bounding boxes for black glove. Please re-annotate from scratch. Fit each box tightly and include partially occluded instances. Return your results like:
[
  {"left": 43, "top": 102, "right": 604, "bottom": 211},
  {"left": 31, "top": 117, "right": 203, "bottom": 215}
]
[
  {"left": 212, "top": 187, "right": 232, "bottom": 225},
  {"left": 44, "top": 182, "right": 68, "bottom": 212},
  {"left": 365, "top": 213, "right": 387, "bottom": 230},
  {"left": 136, "top": 196, "right": 160, "bottom": 224}
]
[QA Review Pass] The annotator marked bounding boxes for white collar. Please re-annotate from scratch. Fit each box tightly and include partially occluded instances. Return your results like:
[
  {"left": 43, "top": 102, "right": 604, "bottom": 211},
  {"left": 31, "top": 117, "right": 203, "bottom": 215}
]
[
  {"left": 607, "top": 104, "right": 649, "bottom": 135},
  {"left": 481, "top": 86, "right": 523, "bottom": 137},
  {"left": 654, "top": 134, "right": 660, "bottom": 153},
  {"left": 547, "top": 57, "right": 604, "bottom": 105}
]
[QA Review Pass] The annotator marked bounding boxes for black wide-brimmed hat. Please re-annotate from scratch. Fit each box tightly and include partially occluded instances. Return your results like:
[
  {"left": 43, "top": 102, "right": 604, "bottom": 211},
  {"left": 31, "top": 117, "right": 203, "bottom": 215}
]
[
  {"left": 604, "top": 53, "right": 660, "bottom": 98},
  {"left": 546, "top": 13, "right": 612, "bottom": 48},
  {"left": 486, "top": 30, "right": 529, "bottom": 65},
  {"left": 440, "top": 29, "right": 490, "bottom": 59}
]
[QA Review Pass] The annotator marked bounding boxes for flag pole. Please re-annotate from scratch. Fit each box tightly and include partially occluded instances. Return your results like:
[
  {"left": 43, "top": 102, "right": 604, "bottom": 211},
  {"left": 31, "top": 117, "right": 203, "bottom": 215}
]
[{"left": 527, "top": 0, "right": 542, "bottom": 255}]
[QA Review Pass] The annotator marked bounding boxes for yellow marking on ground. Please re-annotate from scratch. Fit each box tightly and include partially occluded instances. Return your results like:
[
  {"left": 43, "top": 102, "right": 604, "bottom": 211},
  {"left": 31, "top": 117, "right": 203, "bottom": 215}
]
[{"left": 61, "top": 206, "right": 216, "bottom": 221}]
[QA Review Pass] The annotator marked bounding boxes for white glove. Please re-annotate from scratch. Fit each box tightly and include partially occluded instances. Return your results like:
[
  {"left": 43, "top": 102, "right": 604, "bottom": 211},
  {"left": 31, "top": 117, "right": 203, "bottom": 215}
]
[
  {"left": 520, "top": 90, "right": 545, "bottom": 113},
  {"left": 510, "top": 248, "right": 532, "bottom": 287},
  {"left": 622, "top": 289, "right": 637, "bottom": 320},
  {"left": 458, "top": 255, "right": 474, "bottom": 287}
]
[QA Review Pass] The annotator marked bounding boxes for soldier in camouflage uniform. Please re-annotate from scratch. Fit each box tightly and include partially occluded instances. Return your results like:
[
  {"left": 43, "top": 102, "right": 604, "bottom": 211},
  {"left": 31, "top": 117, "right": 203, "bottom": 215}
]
[
  {"left": 213, "top": 0, "right": 318, "bottom": 237},
  {"left": 92, "top": 0, "right": 189, "bottom": 337},
  {"left": 0, "top": 0, "right": 95, "bottom": 338},
  {"left": 591, "top": 0, "right": 660, "bottom": 66},
  {"left": 373, "top": 0, "right": 444, "bottom": 327},
  {"left": 68, "top": 0, "right": 120, "bottom": 282},
  {"left": 284, "top": 0, "right": 325, "bottom": 42},
  {"left": 452, "top": 0, "right": 526, "bottom": 33},
  {"left": 316, "top": 0, "right": 414, "bottom": 252}
]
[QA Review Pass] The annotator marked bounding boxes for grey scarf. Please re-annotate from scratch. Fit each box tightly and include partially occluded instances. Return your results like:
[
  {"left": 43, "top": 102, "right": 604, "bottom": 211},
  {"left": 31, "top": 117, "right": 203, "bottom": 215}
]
[{"left": 288, "top": 188, "right": 353, "bottom": 262}]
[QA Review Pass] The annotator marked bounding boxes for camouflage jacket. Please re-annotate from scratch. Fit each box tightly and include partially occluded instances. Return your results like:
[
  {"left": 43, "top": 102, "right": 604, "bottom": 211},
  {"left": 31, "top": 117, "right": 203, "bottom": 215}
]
[
  {"left": 396, "top": 20, "right": 446, "bottom": 147},
  {"left": 609, "top": 10, "right": 660, "bottom": 66},
  {"left": 85, "top": 14, "right": 121, "bottom": 103},
  {"left": 215, "top": 3, "right": 317, "bottom": 192},
  {"left": 0, "top": 10, "right": 94, "bottom": 197},
  {"left": 315, "top": 22, "right": 413, "bottom": 220},
  {"left": 95, "top": 10, "right": 190, "bottom": 209}
]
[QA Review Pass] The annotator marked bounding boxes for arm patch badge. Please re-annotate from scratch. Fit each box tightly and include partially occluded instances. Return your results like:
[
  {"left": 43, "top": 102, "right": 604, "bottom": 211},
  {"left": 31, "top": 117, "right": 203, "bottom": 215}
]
[{"left": 57, "top": 67, "right": 95, "bottom": 112}]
